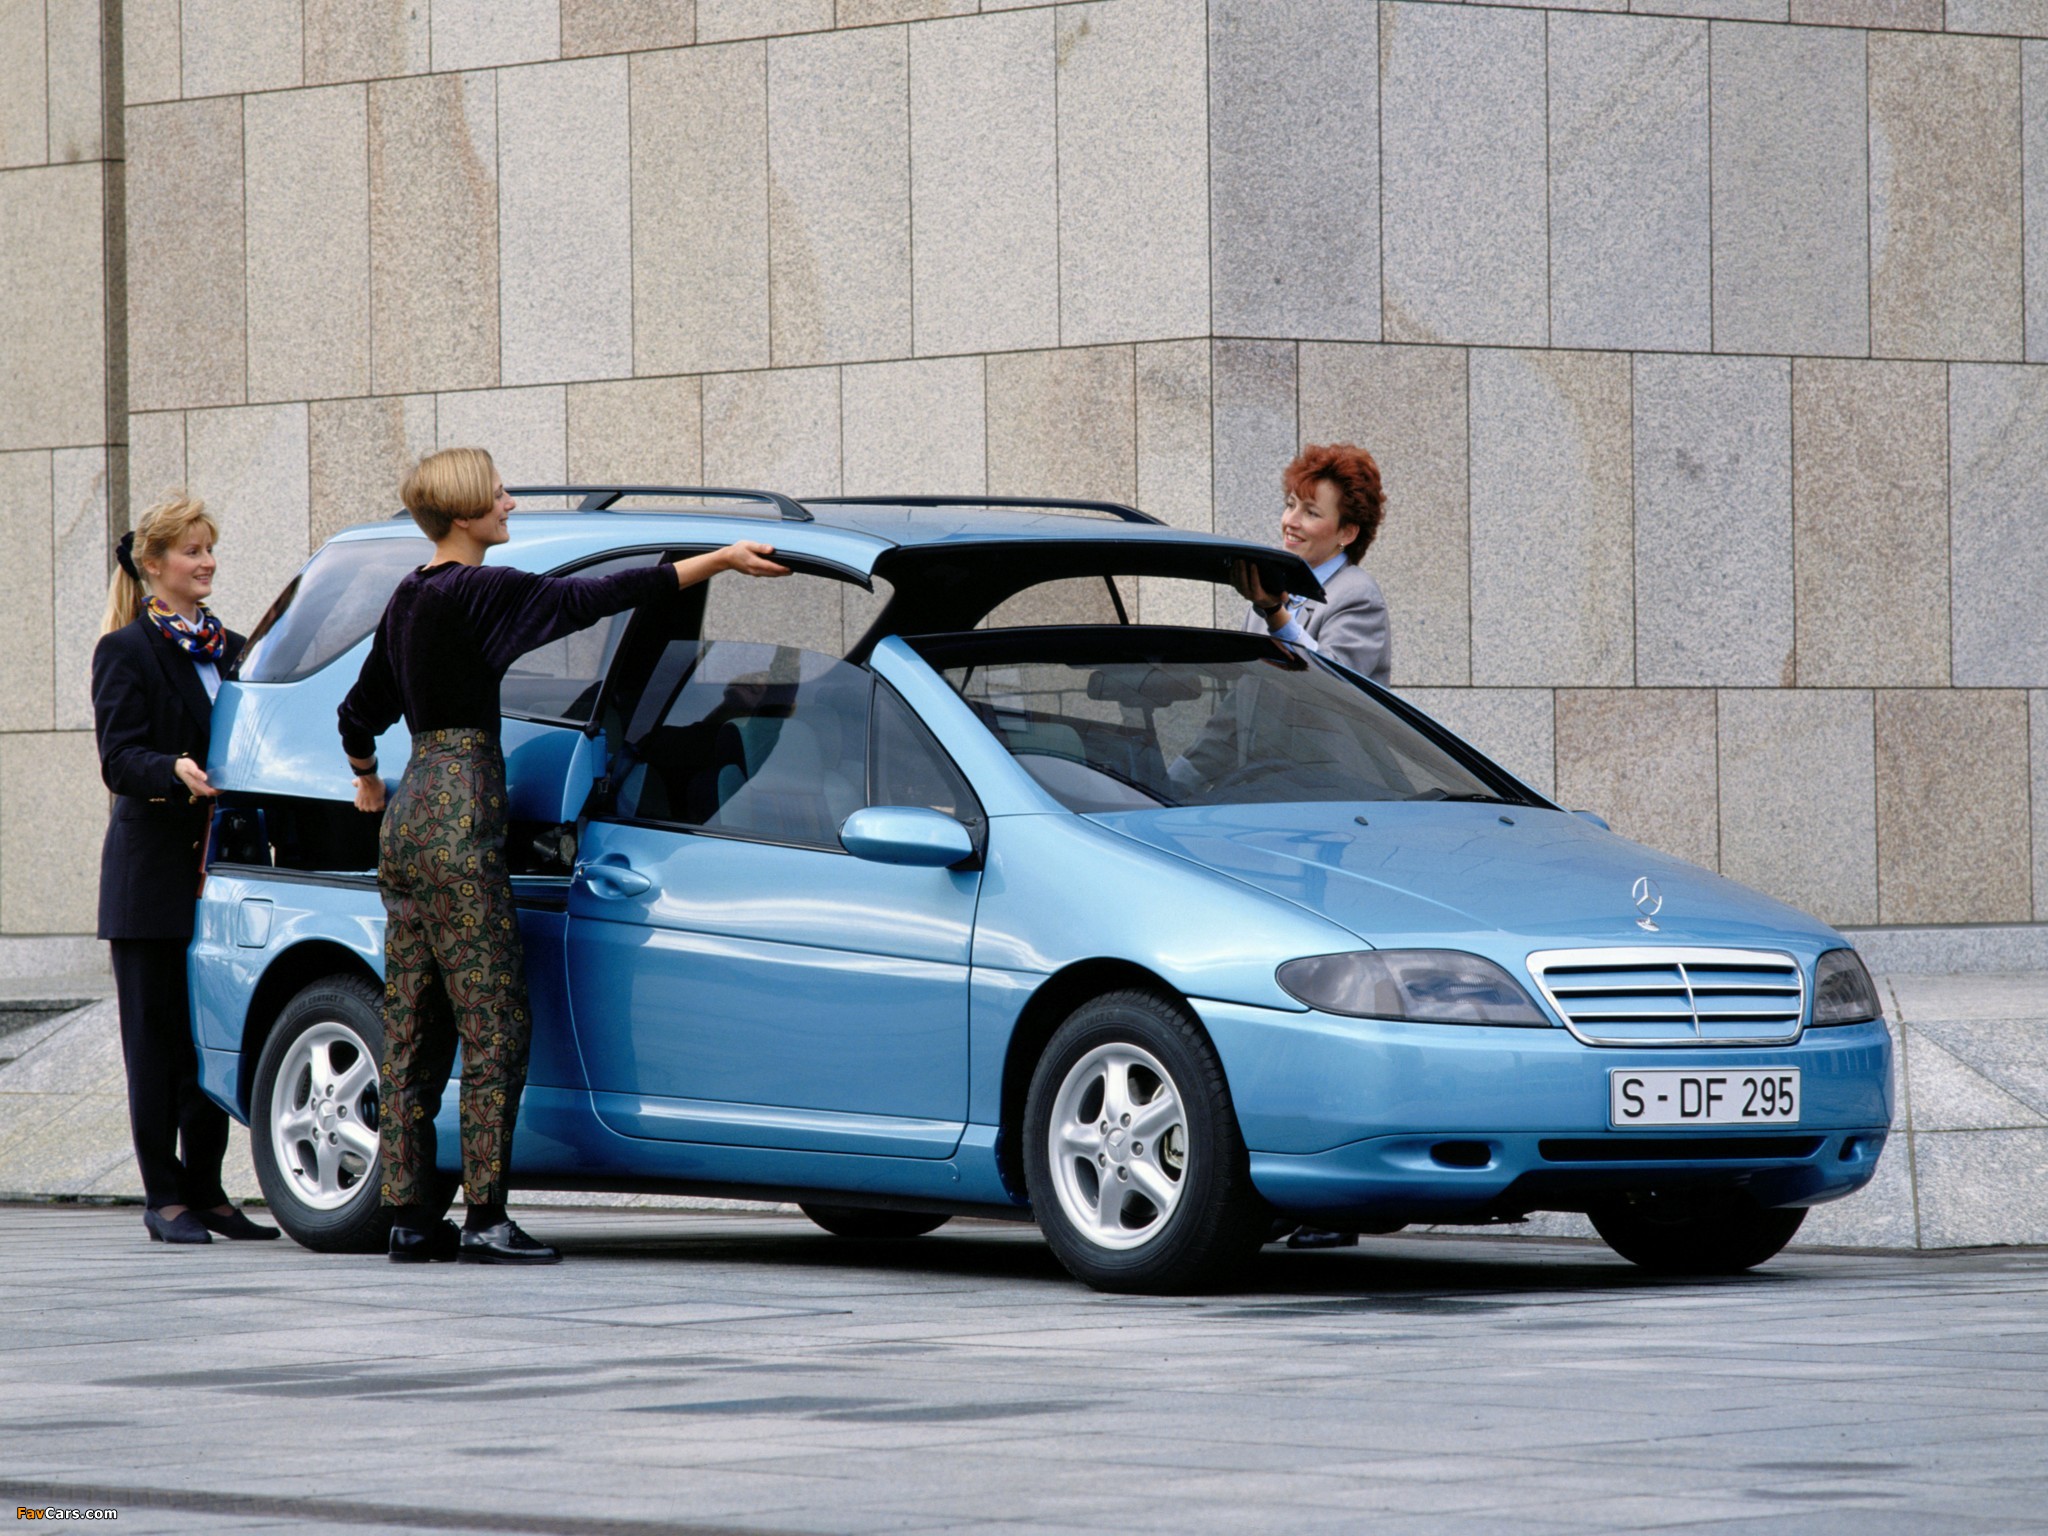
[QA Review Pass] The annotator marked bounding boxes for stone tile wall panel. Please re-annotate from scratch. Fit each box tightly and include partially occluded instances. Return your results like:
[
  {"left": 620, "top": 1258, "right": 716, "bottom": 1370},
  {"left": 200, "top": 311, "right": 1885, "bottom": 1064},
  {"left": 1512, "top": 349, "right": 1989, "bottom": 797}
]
[
  {"left": 2027, "top": 45, "right": 2048, "bottom": 362},
  {"left": 909, "top": 10, "right": 1057, "bottom": 358},
  {"left": 1649, "top": 0, "right": 1785, "bottom": 18},
  {"left": 51, "top": 449, "right": 109, "bottom": 732},
  {"left": 1381, "top": 3, "right": 1547, "bottom": 346},
  {"left": 0, "top": 0, "right": 46, "bottom": 167},
  {"left": 2035, "top": 692, "right": 2047, "bottom": 919},
  {"left": 1710, "top": 24, "right": 1868, "bottom": 356},
  {"left": 127, "top": 102, "right": 244, "bottom": 413},
  {"left": 1792, "top": 360, "right": 1949, "bottom": 687},
  {"left": 431, "top": 0, "right": 560, "bottom": 70},
  {"left": 1876, "top": 690, "right": 2032, "bottom": 924},
  {"left": 1298, "top": 343, "right": 1469, "bottom": 687},
  {"left": 1794, "top": 0, "right": 1941, "bottom": 24},
  {"left": 565, "top": 377, "right": 704, "bottom": 490},
  {"left": 1548, "top": 14, "right": 1711, "bottom": 353},
  {"left": 1055, "top": 0, "right": 1209, "bottom": 346},
  {"left": 1869, "top": 34, "right": 2023, "bottom": 362},
  {"left": 0, "top": 733, "right": 102, "bottom": 935},
  {"left": 244, "top": 86, "right": 370, "bottom": 404},
  {"left": 0, "top": 164, "right": 106, "bottom": 448},
  {"left": 185, "top": 404, "right": 311, "bottom": 634},
  {"left": 843, "top": 0, "right": 976, "bottom": 24},
  {"left": 305, "top": 0, "right": 431, "bottom": 85},
  {"left": 1952, "top": 0, "right": 2048, "bottom": 35},
  {"left": 498, "top": 59, "right": 634, "bottom": 386},
  {"left": 699, "top": 0, "right": 831, "bottom": 43},
  {"left": 562, "top": 0, "right": 695, "bottom": 56},
  {"left": 1209, "top": 340, "right": 1296, "bottom": 627},
  {"left": 985, "top": 347, "right": 1134, "bottom": 504},
  {"left": 767, "top": 27, "right": 910, "bottom": 366},
  {"left": 632, "top": 43, "right": 770, "bottom": 377},
  {"left": 1396, "top": 689, "right": 1557, "bottom": 800},
  {"left": 1209, "top": 0, "right": 1378, "bottom": 342},
  {"left": 841, "top": 358, "right": 986, "bottom": 497},
  {"left": 308, "top": 395, "right": 436, "bottom": 546},
  {"left": 1556, "top": 689, "right": 1720, "bottom": 869},
  {"left": 1718, "top": 688, "right": 1877, "bottom": 924},
  {"left": 701, "top": 368, "right": 841, "bottom": 498},
  {"left": 1469, "top": 349, "right": 1633, "bottom": 686},
  {"left": 123, "top": 0, "right": 181, "bottom": 104},
  {"left": 45, "top": 1, "right": 104, "bottom": 163},
  {"left": 1135, "top": 340, "right": 1214, "bottom": 627},
  {"left": 180, "top": 0, "right": 301, "bottom": 98},
  {"left": 1913, "top": 1129, "right": 2048, "bottom": 1246},
  {"left": 0, "top": 451, "right": 53, "bottom": 732},
  {"left": 368, "top": 72, "right": 499, "bottom": 396},
  {"left": 127, "top": 413, "right": 186, "bottom": 524},
  {"left": 1632, "top": 353, "right": 1792, "bottom": 686},
  {"left": 436, "top": 386, "right": 567, "bottom": 504},
  {"left": 1950, "top": 365, "right": 2048, "bottom": 687}
]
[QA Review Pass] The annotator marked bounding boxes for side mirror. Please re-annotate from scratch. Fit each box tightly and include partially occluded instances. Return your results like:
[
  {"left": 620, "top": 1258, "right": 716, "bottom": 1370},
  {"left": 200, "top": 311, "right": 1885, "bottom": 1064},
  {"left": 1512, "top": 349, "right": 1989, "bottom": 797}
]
[
  {"left": 839, "top": 806, "right": 976, "bottom": 869},
  {"left": 1573, "top": 810, "right": 1610, "bottom": 831}
]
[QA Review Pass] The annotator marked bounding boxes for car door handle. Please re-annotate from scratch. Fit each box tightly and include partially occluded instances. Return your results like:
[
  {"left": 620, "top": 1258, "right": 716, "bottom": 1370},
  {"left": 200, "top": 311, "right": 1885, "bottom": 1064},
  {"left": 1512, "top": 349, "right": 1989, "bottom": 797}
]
[{"left": 573, "top": 855, "right": 653, "bottom": 898}]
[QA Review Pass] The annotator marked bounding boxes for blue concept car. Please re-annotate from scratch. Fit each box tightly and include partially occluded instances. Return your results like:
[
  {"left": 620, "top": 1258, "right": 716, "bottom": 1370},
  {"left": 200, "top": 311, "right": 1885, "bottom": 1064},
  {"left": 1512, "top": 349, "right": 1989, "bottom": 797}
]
[{"left": 190, "top": 488, "right": 1893, "bottom": 1292}]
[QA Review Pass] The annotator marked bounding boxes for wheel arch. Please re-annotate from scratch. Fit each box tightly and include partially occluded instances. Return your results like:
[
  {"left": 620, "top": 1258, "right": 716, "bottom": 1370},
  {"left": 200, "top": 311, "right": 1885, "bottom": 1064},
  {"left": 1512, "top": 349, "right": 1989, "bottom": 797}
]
[
  {"left": 237, "top": 941, "right": 381, "bottom": 1117},
  {"left": 995, "top": 959, "right": 1210, "bottom": 1202}
]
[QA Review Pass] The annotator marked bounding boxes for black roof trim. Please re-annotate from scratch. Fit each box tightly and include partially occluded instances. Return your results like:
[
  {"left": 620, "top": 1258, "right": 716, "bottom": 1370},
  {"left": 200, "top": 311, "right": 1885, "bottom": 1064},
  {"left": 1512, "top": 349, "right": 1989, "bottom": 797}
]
[
  {"left": 805, "top": 494, "right": 1162, "bottom": 526},
  {"left": 504, "top": 485, "right": 815, "bottom": 522}
]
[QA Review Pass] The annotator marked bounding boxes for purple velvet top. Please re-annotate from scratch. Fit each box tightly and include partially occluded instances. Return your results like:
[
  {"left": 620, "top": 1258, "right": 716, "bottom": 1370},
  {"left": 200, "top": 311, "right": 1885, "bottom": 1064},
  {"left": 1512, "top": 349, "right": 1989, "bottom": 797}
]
[{"left": 338, "top": 559, "right": 674, "bottom": 761}]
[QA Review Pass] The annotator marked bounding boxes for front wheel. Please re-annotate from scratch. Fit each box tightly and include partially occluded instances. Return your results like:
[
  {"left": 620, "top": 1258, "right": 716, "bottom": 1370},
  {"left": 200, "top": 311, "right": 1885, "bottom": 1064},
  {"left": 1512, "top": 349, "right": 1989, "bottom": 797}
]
[
  {"left": 1023, "top": 990, "right": 1267, "bottom": 1294},
  {"left": 248, "top": 974, "right": 451, "bottom": 1253},
  {"left": 1590, "top": 1195, "right": 1807, "bottom": 1275}
]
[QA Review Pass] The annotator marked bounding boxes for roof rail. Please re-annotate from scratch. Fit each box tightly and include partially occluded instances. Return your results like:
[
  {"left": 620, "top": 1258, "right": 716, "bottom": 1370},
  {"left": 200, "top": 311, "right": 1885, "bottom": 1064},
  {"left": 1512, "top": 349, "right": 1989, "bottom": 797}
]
[
  {"left": 805, "top": 494, "right": 1162, "bottom": 527},
  {"left": 505, "top": 485, "right": 814, "bottom": 522}
]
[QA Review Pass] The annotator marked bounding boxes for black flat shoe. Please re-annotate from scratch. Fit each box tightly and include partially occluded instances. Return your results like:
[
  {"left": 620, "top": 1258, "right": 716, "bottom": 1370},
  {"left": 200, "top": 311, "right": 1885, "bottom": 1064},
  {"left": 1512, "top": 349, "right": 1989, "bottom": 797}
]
[
  {"left": 194, "top": 1206, "right": 280, "bottom": 1240},
  {"left": 458, "top": 1219, "right": 560, "bottom": 1265},
  {"left": 389, "top": 1219, "right": 462, "bottom": 1263},
  {"left": 143, "top": 1209, "right": 211, "bottom": 1244}
]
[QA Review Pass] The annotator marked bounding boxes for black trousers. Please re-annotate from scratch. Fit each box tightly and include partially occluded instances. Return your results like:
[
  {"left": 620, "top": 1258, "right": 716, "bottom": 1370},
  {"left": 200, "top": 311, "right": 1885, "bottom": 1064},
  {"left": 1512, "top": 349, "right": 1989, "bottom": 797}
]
[{"left": 110, "top": 938, "right": 230, "bottom": 1211}]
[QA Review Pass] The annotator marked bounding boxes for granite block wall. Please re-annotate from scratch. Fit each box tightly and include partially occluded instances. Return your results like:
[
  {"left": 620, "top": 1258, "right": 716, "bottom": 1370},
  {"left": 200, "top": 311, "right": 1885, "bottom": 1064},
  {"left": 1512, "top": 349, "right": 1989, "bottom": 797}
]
[{"left": 4, "top": 0, "right": 2048, "bottom": 937}]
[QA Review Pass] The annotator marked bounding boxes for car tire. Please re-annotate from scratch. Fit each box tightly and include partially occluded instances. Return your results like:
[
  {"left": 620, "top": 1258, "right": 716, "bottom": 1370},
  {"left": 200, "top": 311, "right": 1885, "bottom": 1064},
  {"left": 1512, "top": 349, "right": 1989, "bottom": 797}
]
[
  {"left": 1023, "top": 989, "right": 1267, "bottom": 1294},
  {"left": 249, "top": 974, "right": 453, "bottom": 1254},
  {"left": 798, "top": 1204, "right": 952, "bottom": 1240},
  {"left": 1589, "top": 1195, "right": 1807, "bottom": 1275}
]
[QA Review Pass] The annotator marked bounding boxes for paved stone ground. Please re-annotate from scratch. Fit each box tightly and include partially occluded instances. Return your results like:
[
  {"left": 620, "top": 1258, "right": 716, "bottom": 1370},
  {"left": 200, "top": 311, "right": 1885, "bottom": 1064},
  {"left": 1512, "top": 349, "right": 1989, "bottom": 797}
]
[{"left": 3, "top": 1205, "right": 2046, "bottom": 1536}]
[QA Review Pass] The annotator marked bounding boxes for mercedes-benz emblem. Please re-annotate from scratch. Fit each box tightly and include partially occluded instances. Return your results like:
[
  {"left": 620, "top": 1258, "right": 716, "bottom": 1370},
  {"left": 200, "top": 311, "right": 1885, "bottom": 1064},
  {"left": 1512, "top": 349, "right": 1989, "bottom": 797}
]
[{"left": 1632, "top": 876, "right": 1663, "bottom": 931}]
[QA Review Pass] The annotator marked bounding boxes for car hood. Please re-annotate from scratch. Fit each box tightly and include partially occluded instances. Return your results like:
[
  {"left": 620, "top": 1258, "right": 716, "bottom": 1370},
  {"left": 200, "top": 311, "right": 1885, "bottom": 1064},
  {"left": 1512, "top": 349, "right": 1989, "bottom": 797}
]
[{"left": 1087, "top": 802, "right": 1843, "bottom": 956}]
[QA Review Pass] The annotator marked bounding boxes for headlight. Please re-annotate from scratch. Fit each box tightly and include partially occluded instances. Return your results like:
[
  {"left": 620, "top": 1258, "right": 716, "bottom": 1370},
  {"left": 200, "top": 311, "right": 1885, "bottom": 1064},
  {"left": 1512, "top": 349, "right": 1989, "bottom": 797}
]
[
  {"left": 1277, "top": 950, "right": 1548, "bottom": 1026},
  {"left": 1812, "top": 948, "right": 1883, "bottom": 1026}
]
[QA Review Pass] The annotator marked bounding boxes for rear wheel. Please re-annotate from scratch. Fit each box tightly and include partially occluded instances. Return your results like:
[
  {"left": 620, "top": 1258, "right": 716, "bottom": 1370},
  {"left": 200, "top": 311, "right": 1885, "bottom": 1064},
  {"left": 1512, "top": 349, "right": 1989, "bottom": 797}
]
[
  {"left": 1023, "top": 990, "right": 1266, "bottom": 1294},
  {"left": 1590, "top": 1195, "right": 1807, "bottom": 1275},
  {"left": 249, "top": 974, "right": 452, "bottom": 1253},
  {"left": 799, "top": 1204, "right": 951, "bottom": 1240}
]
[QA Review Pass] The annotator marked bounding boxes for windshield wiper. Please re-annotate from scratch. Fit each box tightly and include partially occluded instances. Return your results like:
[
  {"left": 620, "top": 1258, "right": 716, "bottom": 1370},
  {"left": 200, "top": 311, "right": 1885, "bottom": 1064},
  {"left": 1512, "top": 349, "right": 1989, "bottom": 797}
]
[{"left": 1408, "top": 790, "right": 1523, "bottom": 806}]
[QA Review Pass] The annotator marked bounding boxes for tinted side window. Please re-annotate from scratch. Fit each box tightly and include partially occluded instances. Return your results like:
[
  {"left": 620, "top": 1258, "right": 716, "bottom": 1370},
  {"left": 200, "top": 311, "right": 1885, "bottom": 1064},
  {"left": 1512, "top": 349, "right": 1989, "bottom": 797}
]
[
  {"left": 500, "top": 553, "right": 663, "bottom": 724},
  {"left": 236, "top": 536, "right": 431, "bottom": 683},
  {"left": 871, "top": 681, "right": 982, "bottom": 833},
  {"left": 615, "top": 641, "right": 871, "bottom": 850}
]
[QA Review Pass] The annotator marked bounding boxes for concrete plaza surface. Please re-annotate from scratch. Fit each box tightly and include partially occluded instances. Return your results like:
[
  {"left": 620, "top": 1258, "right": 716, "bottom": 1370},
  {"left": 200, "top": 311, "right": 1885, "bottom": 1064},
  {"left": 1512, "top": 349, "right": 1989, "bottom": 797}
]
[{"left": 3, "top": 1205, "right": 2047, "bottom": 1536}]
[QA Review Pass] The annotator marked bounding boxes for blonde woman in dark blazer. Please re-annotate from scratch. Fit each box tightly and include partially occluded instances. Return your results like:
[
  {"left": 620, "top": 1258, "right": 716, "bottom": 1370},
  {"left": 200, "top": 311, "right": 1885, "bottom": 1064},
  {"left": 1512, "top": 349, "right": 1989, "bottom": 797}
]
[{"left": 93, "top": 493, "right": 276, "bottom": 1245}]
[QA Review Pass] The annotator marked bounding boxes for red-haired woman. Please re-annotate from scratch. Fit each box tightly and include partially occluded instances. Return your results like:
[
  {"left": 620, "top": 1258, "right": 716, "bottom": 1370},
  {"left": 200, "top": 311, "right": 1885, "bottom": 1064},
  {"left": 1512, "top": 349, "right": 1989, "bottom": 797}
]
[{"left": 1232, "top": 442, "right": 1391, "bottom": 684}]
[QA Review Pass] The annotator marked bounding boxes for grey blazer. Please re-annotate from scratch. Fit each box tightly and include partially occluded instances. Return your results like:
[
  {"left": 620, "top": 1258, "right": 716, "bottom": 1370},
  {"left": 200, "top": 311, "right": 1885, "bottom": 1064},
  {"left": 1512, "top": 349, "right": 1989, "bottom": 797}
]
[{"left": 1241, "top": 562, "right": 1392, "bottom": 685}]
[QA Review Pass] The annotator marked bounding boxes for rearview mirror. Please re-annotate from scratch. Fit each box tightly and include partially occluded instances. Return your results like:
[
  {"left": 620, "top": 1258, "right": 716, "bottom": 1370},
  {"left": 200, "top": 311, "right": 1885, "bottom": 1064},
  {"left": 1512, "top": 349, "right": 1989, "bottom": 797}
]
[{"left": 839, "top": 806, "right": 976, "bottom": 868}]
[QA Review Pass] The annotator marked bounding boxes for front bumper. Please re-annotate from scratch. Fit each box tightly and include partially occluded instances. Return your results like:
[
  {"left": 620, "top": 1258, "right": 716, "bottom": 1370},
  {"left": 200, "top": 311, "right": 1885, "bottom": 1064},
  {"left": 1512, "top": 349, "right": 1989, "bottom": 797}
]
[{"left": 1193, "top": 1001, "right": 1893, "bottom": 1222}]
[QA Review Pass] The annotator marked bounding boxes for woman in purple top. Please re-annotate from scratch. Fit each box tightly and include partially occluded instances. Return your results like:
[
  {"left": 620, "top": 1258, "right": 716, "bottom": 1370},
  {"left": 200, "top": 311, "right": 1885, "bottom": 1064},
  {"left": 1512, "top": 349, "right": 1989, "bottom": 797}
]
[{"left": 338, "top": 448, "right": 786, "bottom": 1265}]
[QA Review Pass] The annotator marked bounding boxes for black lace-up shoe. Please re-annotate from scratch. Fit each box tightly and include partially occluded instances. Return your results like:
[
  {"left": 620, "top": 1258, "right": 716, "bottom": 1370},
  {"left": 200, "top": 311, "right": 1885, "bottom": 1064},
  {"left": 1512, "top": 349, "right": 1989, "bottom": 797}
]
[
  {"left": 457, "top": 1219, "right": 561, "bottom": 1265},
  {"left": 389, "top": 1219, "right": 462, "bottom": 1263},
  {"left": 143, "top": 1208, "right": 212, "bottom": 1244}
]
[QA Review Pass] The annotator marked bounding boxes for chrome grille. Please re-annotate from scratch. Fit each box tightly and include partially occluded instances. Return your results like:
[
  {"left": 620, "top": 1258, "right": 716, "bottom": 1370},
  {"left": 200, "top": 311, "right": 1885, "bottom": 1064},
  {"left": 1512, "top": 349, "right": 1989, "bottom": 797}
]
[{"left": 1524, "top": 947, "right": 1806, "bottom": 1047}]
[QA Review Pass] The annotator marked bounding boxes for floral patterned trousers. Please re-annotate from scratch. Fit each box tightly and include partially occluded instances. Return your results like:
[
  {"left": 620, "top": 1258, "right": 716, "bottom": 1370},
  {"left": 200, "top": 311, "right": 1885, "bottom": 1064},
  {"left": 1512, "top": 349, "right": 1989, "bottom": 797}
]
[{"left": 376, "top": 728, "right": 531, "bottom": 1209}]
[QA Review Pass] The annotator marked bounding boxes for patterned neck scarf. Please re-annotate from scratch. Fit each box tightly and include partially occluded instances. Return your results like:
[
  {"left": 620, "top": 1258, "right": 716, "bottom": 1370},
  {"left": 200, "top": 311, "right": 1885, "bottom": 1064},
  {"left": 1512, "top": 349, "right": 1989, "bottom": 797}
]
[{"left": 145, "top": 596, "right": 227, "bottom": 662}]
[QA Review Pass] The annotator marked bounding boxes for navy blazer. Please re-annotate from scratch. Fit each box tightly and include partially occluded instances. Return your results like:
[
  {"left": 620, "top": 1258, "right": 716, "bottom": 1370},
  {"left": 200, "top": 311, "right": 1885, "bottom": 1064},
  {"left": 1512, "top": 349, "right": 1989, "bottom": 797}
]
[{"left": 91, "top": 617, "right": 245, "bottom": 941}]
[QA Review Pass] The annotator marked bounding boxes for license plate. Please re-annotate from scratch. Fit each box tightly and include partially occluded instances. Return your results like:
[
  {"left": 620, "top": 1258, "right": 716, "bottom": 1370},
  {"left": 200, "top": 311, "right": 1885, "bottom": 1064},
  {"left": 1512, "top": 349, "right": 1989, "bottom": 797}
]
[{"left": 1609, "top": 1068, "right": 1801, "bottom": 1126}]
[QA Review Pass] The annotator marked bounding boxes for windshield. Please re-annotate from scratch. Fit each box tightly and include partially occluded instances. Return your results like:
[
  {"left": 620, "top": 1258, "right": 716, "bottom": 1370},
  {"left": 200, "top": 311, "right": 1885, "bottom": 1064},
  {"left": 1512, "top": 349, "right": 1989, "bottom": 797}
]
[{"left": 917, "top": 629, "right": 1525, "bottom": 813}]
